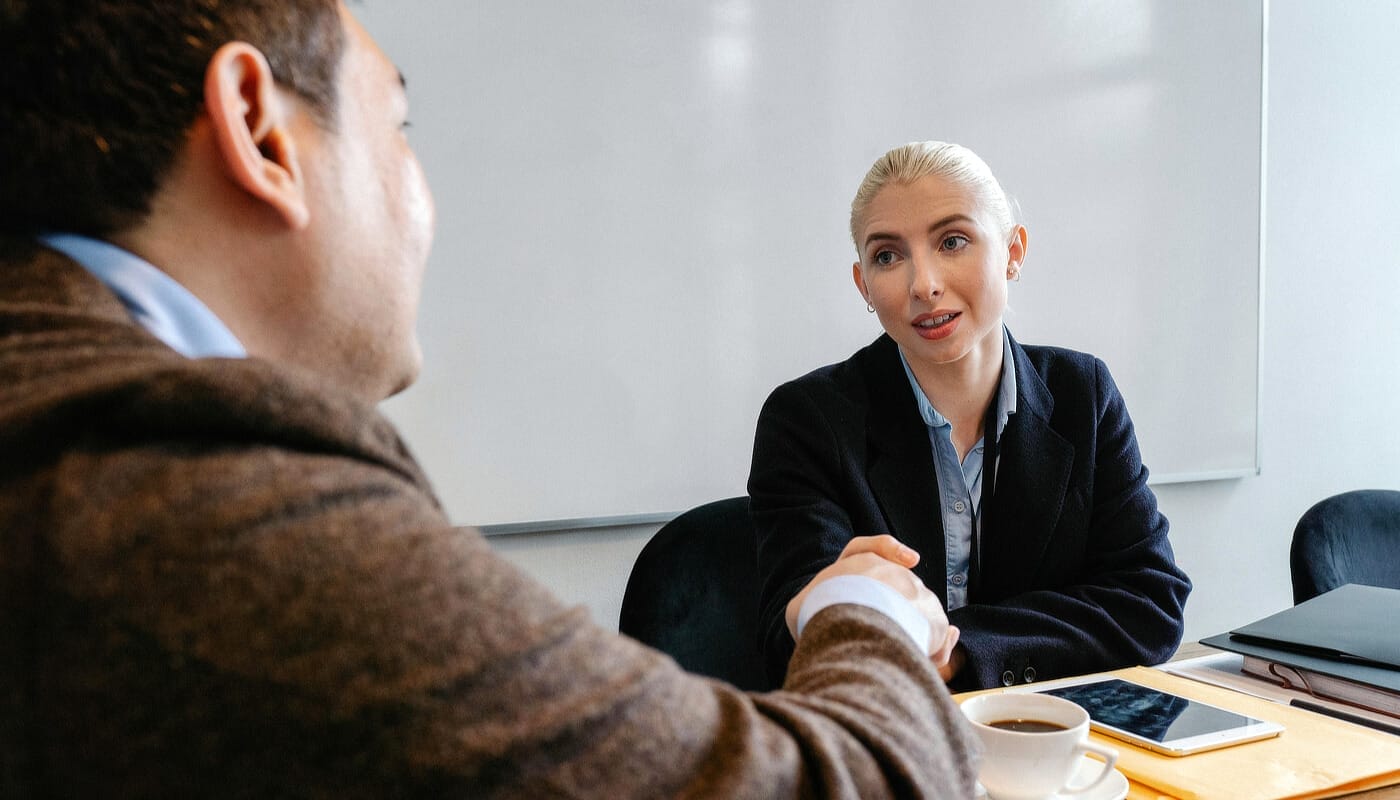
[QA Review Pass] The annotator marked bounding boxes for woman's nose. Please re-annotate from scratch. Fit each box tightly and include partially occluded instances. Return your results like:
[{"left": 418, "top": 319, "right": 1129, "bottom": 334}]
[{"left": 909, "top": 255, "right": 943, "bottom": 301}]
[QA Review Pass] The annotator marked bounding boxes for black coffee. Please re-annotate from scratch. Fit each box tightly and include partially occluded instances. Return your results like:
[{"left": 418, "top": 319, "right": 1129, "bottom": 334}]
[{"left": 987, "top": 718, "right": 1068, "bottom": 733}]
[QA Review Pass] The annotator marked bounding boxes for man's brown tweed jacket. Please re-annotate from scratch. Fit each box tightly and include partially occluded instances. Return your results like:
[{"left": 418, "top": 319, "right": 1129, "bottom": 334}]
[{"left": 0, "top": 239, "right": 978, "bottom": 798}]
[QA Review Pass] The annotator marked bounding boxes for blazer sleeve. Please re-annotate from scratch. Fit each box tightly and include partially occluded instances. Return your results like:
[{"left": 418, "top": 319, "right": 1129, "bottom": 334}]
[
  {"left": 39, "top": 437, "right": 979, "bottom": 799},
  {"left": 748, "top": 378, "right": 866, "bottom": 687},
  {"left": 948, "top": 357, "right": 1192, "bottom": 690}
]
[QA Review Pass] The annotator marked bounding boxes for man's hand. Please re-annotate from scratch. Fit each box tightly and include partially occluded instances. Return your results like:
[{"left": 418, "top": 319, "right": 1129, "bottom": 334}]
[{"left": 785, "top": 535, "right": 956, "bottom": 669}]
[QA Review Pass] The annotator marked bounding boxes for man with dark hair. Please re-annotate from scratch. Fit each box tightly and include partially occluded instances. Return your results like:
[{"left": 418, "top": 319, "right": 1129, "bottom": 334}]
[
  {"left": 0, "top": 0, "right": 345, "bottom": 238},
  {"left": 0, "top": 2, "right": 978, "bottom": 797}
]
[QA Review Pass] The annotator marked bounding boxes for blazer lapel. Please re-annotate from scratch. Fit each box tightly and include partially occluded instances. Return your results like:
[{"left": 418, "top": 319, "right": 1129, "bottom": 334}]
[
  {"left": 858, "top": 336, "right": 949, "bottom": 603},
  {"left": 980, "top": 336, "right": 1075, "bottom": 599}
]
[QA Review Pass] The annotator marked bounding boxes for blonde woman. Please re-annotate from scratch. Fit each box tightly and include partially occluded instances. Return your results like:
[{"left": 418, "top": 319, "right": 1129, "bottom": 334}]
[{"left": 749, "top": 141, "right": 1191, "bottom": 691}]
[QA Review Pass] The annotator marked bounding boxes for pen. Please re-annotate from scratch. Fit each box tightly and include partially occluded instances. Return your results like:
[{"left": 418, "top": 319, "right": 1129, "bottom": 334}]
[{"left": 1288, "top": 698, "right": 1400, "bottom": 737}]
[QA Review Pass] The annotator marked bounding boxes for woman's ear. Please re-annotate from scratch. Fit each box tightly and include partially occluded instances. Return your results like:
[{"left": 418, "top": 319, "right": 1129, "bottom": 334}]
[
  {"left": 852, "top": 260, "right": 872, "bottom": 306},
  {"left": 202, "top": 42, "right": 311, "bottom": 229},
  {"left": 1006, "top": 225, "right": 1028, "bottom": 280}
]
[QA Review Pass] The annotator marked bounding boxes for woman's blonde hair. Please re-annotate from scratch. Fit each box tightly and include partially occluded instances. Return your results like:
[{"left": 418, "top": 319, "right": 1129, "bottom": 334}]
[{"left": 849, "top": 141, "right": 1016, "bottom": 253}]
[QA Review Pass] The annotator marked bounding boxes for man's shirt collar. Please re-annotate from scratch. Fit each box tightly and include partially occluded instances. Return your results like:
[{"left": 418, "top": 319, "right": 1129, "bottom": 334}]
[{"left": 40, "top": 233, "right": 246, "bottom": 359}]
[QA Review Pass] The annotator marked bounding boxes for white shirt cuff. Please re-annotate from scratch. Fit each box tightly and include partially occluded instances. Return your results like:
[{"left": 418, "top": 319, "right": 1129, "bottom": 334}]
[{"left": 795, "top": 574, "right": 931, "bottom": 655}]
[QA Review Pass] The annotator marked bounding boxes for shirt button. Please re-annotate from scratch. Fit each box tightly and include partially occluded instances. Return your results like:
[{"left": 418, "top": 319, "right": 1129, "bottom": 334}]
[
  {"left": 951, "top": 574, "right": 966, "bottom": 586},
  {"left": 1001, "top": 670, "right": 1016, "bottom": 687},
  {"left": 1023, "top": 666, "right": 1037, "bottom": 684},
  {"left": 953, "top": 501, "right": 966, "bottom": 513}
]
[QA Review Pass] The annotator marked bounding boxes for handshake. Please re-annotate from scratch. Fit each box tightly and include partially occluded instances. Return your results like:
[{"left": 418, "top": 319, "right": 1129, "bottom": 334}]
[{"left": 785, "top": 535, "right": 964, "bottom": 680}]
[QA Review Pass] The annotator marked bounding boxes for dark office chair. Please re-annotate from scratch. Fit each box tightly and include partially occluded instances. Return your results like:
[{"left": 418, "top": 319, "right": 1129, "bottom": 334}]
[
  {"left": 1290, "top": 489, "right": 1400, "bottom": 604},
  {"left": 618, "top": 496, "right": 772, "bottom": 691}
]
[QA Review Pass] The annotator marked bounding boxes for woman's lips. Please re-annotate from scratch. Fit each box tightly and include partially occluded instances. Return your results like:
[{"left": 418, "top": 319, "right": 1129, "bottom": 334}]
[{"left": 912, "top": 311, "right": 960, "bottom": 340}]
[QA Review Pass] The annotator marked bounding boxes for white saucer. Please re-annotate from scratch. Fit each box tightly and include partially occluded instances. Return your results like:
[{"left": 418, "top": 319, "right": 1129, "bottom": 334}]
[{"left": 974, "top": 754, "right": 1129, "bottom": 800}]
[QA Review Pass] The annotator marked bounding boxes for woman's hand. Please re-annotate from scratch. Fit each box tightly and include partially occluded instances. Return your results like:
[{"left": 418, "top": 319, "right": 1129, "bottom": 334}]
[{"left": 936, "top": 639, "right": 965, "bottom": 682}]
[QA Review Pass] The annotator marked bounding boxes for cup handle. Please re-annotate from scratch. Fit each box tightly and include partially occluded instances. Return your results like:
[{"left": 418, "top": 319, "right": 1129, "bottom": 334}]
[{"left": 1060, "top": 741, "right": 1119, "bottom": 796}]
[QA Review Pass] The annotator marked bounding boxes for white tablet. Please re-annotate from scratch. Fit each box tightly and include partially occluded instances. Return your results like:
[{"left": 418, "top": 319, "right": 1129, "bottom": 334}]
[{"left": 1030, "top": 676, "right": 1283, "bottom": 756}]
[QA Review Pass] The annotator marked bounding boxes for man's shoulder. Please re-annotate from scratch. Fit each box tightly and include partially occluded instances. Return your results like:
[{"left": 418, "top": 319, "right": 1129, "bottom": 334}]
[{"left": 2, "top": 308, "right": 434, "bottom": 513}]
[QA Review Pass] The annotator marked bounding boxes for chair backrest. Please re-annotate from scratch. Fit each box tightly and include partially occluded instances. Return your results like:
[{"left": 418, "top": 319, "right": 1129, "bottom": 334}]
[
  {"left": 618, "top": 496, "right": 772, "bottom": 691},
  {"left": 1290, "top": 489, "right": 1400, "bottom": 604}
]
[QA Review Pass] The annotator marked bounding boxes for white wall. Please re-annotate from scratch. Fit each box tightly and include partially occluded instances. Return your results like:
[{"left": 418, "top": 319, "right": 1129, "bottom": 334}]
[
  {"left": 372, "top": 2, "right": 1265, "bottom": 526},
  {"left": 489, "top": 0, "right": 1400, "bottom": 643}
]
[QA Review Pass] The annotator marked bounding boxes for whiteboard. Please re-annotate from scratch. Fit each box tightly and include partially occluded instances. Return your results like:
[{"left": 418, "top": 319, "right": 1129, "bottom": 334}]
[{"left": 364, "top": 1, "right": 1264, "bottom": 530}]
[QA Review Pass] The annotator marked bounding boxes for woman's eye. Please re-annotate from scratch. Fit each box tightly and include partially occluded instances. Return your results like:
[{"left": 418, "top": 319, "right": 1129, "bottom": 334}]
[
  {"left": 941, "top": 234, "right": 970, "bottom": 252},
  {"left": 873, "top": 250, "right": 897, "bottom": 266}
]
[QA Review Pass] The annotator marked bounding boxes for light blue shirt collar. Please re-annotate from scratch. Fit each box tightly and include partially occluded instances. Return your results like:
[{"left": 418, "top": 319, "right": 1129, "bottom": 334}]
[
  {"left": 897, "top": 327, "right": 1018, "bottom": 611},
  {"left": 39, "top": 233, "right": 246, "bottom": 359},
  {"left": 898, "top": 327, "right": 1018, "bottom": 438}
]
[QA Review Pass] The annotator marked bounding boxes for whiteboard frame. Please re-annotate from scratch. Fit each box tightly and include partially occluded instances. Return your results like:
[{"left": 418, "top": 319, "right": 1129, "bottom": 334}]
[
  {"left": 479, "top": 1, "right": 1270, "bottom": 537},
  {"left": 364, "top": 4, "right": 1282, "bottom": 538}
]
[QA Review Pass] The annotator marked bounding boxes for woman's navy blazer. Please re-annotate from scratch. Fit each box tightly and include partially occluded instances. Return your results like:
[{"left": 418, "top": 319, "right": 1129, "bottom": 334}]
[{"left": 748, "top": 331, "right": 1192, "bottom": 692}]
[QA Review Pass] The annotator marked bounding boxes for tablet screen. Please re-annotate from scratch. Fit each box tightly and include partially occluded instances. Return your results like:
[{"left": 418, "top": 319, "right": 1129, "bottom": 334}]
[{"left": 1042, "top": 678, "right": 1261, "bottom": 743}]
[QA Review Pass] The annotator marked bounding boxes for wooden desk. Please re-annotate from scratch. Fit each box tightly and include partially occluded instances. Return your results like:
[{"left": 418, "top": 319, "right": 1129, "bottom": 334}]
[
  {"left": 1169, "top": 641, "right": 1217, "bottom": 662},
  {"left": 1349, "top": 780, "right": 1400, "bottom": 796},
  {"left": 1170, "top": 642, "right": 1400, "bottom": 799}
]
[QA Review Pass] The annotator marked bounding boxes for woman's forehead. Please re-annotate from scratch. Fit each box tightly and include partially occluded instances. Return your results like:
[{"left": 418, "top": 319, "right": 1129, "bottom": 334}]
[{"left": 862, "top": 176, "right": 993, "bottom": 231}]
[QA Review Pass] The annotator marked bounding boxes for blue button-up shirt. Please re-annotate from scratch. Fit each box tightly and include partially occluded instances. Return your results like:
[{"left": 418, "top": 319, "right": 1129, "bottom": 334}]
[
  {"left": 899, "top": 329, "right": 1017, "bottom": 611},
  {"left": 38, "top": 233, "right": 246, "bottom": 359}
]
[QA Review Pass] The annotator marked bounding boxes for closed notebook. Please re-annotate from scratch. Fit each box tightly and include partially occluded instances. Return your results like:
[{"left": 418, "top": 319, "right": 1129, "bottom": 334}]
[
  {"left": 1201, "top": 630, "right": 1400, "bottom": 689},
  {"left": 1224, "top": 584, "right": 1400, "bottom": 668},
  {"left": 1239, "top": 654, "right": 1400, "bottom": 717}
]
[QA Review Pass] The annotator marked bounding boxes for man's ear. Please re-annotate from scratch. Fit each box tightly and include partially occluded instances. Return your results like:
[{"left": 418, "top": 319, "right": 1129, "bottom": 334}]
[{"left": 203, "top": 42, "right": 311, "bottom": 229}]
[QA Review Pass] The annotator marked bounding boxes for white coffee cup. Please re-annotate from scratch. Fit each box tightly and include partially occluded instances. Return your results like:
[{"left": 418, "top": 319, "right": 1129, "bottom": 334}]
[{"left": 961, "top": 692, "right": 1119, "bottom": 800}]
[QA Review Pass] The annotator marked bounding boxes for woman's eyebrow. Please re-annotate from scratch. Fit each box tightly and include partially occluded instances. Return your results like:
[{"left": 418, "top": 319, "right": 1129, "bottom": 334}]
[
  {"left": 863, "top": 213, "right": 975, "bottom": 250},
  {"left": 862, "top": 231, "right": 900, "bottom": 248},
  {"left": 925, "top": 213, "right": 975, "bottom": 234}
]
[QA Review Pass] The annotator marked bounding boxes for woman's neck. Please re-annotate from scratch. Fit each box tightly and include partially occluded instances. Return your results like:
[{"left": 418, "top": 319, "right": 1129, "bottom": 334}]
[{"left": 905, "top": 328, "right": 1004, "bottom": 461}]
